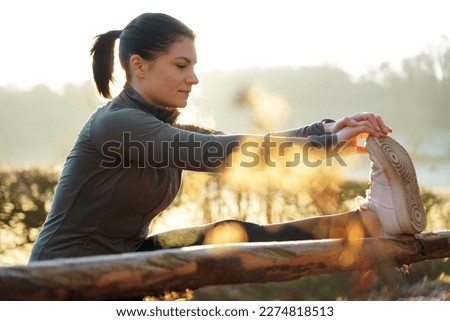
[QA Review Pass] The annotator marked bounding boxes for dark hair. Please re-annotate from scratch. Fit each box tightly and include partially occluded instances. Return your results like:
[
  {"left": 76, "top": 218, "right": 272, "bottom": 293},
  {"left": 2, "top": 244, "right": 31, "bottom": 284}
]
[{"left": 90, "top": 13, "right": 195, "bottom": 99}]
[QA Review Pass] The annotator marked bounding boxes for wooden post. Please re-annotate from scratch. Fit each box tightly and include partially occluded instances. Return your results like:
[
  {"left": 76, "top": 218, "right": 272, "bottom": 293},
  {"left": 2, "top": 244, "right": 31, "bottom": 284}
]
[{"left": 0, "top": 231, "right": 449, "bottom": 300}]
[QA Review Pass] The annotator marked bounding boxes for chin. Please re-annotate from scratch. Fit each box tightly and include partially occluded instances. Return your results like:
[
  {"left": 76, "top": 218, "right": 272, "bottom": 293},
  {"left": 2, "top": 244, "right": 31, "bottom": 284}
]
[{"left": 177, "top": 101, "right": 188, "bottom": 108}]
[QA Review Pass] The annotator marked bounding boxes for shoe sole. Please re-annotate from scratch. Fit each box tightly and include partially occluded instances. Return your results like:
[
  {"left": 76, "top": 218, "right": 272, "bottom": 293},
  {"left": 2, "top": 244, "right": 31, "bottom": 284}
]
[{"left": 367, "top": 136, "right": 426, "bottom": 234}]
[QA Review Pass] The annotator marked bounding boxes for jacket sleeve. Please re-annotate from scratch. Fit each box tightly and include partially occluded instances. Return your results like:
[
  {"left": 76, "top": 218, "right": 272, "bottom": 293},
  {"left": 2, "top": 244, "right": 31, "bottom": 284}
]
[
  {"left": 271, "top": 119, "right": 338, "bottom": 138},
  {"left": 90, "top": 108, "right": 243, "bottom": 172},
  {"left": 90, "top": 108, "right": 337, "bottom": 172}
]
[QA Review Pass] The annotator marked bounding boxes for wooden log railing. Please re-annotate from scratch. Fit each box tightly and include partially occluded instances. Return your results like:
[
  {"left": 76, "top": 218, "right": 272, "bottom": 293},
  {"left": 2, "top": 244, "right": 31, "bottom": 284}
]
[{"left": 0, "top": 231, "right": 449, "bottom": 300}]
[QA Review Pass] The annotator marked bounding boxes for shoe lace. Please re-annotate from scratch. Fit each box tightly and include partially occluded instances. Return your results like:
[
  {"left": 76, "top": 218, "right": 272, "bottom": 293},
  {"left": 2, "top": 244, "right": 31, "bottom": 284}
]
[{"left": 356, "top": 189, "right": 371, "bottom": 209}]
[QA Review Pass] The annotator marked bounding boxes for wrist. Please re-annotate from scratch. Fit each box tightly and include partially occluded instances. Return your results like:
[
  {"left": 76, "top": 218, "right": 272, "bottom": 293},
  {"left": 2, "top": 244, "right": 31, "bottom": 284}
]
[
  {"left": 321, "top": 119, "right": 335, "bottom": 134},
  {"left": 323, "top": 122, "right": 334, "bottom": 134},
  {"left": 308, "top": 133, "right": 338, "bottom": 149}
]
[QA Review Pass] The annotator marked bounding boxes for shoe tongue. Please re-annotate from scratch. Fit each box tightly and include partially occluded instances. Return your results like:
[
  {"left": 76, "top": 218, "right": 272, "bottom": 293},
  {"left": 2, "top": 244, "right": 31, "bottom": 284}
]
[{"left": 371, "top": 165, "right": 389, "bottom": 185}]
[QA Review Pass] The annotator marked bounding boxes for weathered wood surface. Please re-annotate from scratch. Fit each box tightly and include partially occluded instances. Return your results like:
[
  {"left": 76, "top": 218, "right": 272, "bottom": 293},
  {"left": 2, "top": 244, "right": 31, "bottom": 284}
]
[{"left": 0, "top": 231, "right": 449, "bottom": 300}]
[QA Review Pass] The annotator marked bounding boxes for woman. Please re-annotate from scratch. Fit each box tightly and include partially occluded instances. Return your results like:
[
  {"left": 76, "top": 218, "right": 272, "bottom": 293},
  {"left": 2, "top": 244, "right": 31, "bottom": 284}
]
[{"left": 29, "top": 13, "right": 425, "bottom": 262}]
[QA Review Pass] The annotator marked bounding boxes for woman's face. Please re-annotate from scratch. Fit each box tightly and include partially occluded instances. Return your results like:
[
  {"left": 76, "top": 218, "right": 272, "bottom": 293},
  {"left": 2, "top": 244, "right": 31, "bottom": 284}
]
[{"left": 136, "top": 37, "right": 199, "bottom": 108}]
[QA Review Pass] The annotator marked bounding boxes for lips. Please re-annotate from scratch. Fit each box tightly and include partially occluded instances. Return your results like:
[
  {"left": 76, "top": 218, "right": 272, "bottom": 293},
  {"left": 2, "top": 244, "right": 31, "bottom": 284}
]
[{"left": 179, "top": 90, "right": 191, "bottom": 98}]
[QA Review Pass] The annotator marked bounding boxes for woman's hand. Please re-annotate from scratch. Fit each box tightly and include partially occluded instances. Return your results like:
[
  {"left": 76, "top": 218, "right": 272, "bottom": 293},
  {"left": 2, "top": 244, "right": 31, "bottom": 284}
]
[
  {"left": 325, "top": 113, "right": 392, "bottom": 137},
  {"left": 329, "top": 113, "right": 393, "bottom": 154}
]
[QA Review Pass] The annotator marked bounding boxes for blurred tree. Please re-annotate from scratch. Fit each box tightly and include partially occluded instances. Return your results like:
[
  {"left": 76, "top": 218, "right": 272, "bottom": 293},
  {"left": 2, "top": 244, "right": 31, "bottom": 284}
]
[
  {"left": 437, "top": 35, "right": 450, "bottom": 129},
  {"left": 0, "top": 167, "right": 58, "bottom": 254}
]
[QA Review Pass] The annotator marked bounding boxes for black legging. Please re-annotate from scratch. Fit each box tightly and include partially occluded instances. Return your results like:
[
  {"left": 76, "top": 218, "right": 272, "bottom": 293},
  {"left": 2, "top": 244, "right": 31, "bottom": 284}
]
[{"left": 137, "top": 209, "right": 365, "bottom": 252}]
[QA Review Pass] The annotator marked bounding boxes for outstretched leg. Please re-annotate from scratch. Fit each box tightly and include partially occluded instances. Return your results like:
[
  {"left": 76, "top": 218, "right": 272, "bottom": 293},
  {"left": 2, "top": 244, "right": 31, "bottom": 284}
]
[
  {"left": 137, "top": 209, "right": 379, "bottom": 251},
  {"left": 137, "top": 135, "right": 425, "bottom": 252}
]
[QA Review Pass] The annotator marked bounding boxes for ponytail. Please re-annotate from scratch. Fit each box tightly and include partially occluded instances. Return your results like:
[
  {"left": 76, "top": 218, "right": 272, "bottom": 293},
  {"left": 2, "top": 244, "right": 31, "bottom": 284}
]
[{"left": 90, "top": 30, "right": 122, "bottom": 99}]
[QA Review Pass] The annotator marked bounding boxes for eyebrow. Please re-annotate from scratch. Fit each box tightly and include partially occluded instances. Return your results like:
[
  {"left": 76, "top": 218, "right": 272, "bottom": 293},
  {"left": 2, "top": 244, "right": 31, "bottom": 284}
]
[{"left": 174, "top": 56, "right": 195, "bottom": 64}]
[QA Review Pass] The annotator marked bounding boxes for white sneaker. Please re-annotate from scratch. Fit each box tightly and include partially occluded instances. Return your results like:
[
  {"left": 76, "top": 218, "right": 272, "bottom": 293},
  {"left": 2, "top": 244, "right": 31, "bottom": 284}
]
[{"left": 357, "top": 136, "right": 426, "bottom": 235}]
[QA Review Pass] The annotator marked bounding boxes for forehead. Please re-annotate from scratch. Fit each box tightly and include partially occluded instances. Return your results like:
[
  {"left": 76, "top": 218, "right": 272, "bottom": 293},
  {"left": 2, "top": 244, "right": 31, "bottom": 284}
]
[{"left": 164, "top": 38, "right": 197, "bottom": 63}]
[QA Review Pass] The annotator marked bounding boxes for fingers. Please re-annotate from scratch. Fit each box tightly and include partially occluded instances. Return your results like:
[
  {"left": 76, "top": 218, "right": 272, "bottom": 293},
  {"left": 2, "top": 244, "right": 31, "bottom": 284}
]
[
  {"left": 330, "top": 116, "right": 357, "bottom": 132},
  {"left": 340, "top": 116, "right": 357, "bottom": 127},
  {"left": 349, "top": 113, "right": 392, "bottom": 137},
  {"left": 376, "top": 114, "right": 393, "bottom": 134},
  {"left": 327, "top": 113, "right": 393, "bottom": 138},
  {"left": 349, "top": 113, "right": 379, "bottom": 130},
  {"left": 336, "top": 125, "right": 373, "bottom": 143}
]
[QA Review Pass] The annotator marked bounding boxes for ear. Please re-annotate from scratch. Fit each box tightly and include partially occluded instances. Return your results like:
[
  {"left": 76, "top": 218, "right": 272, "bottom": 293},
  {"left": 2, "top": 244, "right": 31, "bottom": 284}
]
[{"left": 129, "top": 54, "right": 148, "bottom": 78}]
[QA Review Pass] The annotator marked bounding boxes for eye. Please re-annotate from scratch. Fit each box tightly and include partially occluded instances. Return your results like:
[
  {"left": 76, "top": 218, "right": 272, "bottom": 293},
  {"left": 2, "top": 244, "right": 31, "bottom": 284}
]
[{"left": 176, "top": 64, "right": 187, "bottom": 69}]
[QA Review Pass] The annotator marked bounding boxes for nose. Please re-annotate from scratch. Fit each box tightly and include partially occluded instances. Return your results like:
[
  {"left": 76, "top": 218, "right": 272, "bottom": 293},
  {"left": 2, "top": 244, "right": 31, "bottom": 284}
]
[{"left": 187, "top": 70, "right": 199, "bottom": 85}]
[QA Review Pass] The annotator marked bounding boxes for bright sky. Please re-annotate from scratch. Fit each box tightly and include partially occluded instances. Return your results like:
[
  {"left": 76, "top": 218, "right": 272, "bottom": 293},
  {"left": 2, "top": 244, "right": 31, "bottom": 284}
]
[{"left": 1, "top": 0, "right": 449, "bottom": 90}]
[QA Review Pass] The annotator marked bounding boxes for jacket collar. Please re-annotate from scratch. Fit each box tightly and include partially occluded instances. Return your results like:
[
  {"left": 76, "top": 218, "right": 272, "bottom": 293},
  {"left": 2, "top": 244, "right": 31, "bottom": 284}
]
[{"left": 121, "top": 83, "right": 172, "bottom": 123}]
